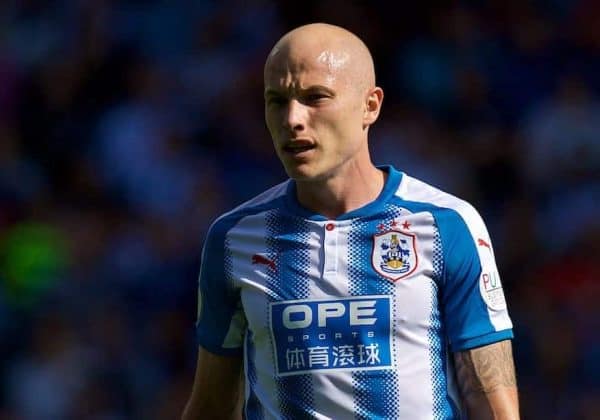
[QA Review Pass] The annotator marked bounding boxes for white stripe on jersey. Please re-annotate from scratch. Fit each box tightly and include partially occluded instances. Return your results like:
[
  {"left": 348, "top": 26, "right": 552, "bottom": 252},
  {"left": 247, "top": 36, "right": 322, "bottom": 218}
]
[{"left": 309, "top": 220, "right": 355, "bottom": 419}]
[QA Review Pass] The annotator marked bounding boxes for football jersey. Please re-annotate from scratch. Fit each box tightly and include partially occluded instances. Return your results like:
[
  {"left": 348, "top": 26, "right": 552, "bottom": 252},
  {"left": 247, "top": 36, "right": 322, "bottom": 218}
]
[{"left": 196, "top": 166, "right": 513, "bottom": 420}]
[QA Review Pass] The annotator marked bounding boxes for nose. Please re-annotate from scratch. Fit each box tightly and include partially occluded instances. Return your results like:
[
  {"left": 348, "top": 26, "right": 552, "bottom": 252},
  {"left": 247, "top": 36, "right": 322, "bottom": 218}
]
[{"left": 284, "top": 99, "right": 307, "bottom": 132}]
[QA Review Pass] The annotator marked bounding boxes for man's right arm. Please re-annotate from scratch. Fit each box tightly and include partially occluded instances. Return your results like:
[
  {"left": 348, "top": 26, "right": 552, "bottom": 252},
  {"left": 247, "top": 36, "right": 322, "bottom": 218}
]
[
  {"left": 182, "top": 346, "right": 244, "bottom": 420},
  {"left": 454, "top": 339, "right": 519, "bottom": 419}
]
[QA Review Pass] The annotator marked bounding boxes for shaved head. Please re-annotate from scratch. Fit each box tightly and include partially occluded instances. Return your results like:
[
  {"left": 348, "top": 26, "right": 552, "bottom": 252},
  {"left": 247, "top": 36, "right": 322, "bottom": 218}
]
[
  {"left": 264, "top": 23, "right": 376, "bottom": 93},
  {"left": 263, "top": 23, "right": 384, "bottom": 183}
]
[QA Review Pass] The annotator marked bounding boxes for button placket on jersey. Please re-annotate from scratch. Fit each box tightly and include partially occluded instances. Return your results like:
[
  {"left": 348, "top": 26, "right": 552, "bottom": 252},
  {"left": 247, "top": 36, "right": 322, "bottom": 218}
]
[{"left": 323, "top": 222, "right": 338, "bottom": 277}]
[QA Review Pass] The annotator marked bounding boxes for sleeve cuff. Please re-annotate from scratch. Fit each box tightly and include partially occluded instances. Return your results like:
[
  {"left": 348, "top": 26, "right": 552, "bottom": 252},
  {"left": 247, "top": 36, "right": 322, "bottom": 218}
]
[
  {"left": 451, "top": 329, "right": 514, "bottom": 352},
  {"left": 197, "top": 338, "right": 243, "bottom": 357}
]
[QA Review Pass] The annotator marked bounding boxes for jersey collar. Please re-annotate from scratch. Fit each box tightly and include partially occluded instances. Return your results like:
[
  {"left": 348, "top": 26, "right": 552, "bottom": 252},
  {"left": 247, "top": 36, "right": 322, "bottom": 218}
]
[{"left": 284, "top": 165, "right": 403, "bottom": 221}]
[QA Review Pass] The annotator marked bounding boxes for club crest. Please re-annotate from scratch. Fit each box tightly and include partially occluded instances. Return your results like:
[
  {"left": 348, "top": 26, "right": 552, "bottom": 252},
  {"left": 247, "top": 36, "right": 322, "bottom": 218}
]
[{"left": 372, "top": 229, "right": 417, "bottom": 281}]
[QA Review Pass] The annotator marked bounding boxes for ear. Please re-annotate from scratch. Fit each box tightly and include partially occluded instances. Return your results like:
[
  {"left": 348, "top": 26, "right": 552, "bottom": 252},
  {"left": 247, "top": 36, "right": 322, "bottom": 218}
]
[{"left": 363, "top": 87, "right": 384, "bottom": 128}]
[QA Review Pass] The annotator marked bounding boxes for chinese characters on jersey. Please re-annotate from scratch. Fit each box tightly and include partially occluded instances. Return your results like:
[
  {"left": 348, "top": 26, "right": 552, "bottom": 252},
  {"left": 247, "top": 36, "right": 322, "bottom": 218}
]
[{"left": 270, "top": 296, "right": 392, "bottom": 376}]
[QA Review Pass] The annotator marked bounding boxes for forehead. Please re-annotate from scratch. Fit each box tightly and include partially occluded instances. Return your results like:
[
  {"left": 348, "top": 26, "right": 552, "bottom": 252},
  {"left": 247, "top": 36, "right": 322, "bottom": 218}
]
[{"left": 264, "top": 44, "right": 351, "bottom": 89}]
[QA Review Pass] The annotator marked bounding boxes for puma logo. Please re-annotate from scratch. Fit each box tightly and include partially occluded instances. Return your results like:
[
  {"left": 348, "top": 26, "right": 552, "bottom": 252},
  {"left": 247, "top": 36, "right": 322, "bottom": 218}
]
[
  {"left": 477, "top": 238, "right": 491, "bottom": 249},
  {"left": 252, "top": 254, "right": 276, "bottom": 270}
]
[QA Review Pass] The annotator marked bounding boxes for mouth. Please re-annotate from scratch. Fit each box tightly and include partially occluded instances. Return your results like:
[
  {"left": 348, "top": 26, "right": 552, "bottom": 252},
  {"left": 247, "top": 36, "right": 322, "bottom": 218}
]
[{"left": 282, "top": 140, "right": 316, "bottom": 156}]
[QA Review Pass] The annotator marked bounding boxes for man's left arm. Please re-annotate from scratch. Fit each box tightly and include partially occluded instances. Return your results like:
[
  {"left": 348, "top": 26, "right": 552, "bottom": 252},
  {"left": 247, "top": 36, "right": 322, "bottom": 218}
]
[{"left": 454, "top": 339, "right": 519, "bottom": 420}]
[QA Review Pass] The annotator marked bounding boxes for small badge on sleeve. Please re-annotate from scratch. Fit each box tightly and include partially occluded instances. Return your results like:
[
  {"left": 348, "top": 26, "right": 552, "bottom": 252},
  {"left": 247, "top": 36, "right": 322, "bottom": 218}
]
[{"left": 479, "top": 270, "right": 507, "bottom": 310}]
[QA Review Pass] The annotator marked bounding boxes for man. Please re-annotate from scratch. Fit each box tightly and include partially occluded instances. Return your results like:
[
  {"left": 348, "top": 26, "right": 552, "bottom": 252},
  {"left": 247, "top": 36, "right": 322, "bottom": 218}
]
[{"left": 183, "top": 23, "right": 519, "bottom": 419}]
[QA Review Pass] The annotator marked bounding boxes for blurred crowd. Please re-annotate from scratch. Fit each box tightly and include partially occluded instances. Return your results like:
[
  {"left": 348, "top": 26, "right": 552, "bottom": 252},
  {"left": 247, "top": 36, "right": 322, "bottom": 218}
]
[{"left": 0, "top": 1, "right": 598, "bottom": 419}]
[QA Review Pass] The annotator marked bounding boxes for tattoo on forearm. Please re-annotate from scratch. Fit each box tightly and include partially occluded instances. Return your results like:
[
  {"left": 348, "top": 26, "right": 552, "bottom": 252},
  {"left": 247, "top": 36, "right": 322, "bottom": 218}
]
[{"left": 455, "top": 340, "right": 517, "bottom": 397}]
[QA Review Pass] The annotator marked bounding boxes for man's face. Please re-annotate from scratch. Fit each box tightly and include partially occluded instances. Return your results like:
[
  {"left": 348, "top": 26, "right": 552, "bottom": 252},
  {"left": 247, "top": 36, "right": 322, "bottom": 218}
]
[{"left": 264, "top": 45, "right": 368, "bottom": 181}]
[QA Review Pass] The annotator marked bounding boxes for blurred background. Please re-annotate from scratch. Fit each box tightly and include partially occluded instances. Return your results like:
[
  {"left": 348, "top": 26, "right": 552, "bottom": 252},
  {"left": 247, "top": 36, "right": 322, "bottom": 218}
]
[{"left": 0, "top": 0, "right": 598, "bottom": 419}]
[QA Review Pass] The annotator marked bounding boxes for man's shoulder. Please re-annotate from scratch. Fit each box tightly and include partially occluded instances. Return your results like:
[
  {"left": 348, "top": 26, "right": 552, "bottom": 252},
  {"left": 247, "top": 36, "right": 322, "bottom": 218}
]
[
  {"left": 394, "top": 173, "right": 483, "bottom": 228},
  {"left": 208, "top": 180, "right": 290, "bottom": 234}
]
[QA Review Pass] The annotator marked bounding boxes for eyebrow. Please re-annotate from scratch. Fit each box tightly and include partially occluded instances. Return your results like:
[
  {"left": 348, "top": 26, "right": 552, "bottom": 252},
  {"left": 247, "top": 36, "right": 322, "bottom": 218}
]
[{"left": 264, "top": 85, "right": 335, "bottom": 98}]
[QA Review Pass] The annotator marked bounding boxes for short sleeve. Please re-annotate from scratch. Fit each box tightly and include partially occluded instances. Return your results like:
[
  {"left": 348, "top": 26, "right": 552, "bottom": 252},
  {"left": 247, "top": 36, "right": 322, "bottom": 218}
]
[
  {"left": 435, "top": 205, "right": 513, "bottom": 352},
  {"left": 196, "top": 217, "right": 246, "bottom": 356}
]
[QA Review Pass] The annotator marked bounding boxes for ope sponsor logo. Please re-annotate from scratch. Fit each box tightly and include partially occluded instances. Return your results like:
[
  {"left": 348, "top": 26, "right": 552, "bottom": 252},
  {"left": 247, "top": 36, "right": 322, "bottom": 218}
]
[
  {"left": 281, "top": 300, "right": 377, "bottom": 329},
  {"left": 270, "top": 296, "right": 392, "bottom": 376}
]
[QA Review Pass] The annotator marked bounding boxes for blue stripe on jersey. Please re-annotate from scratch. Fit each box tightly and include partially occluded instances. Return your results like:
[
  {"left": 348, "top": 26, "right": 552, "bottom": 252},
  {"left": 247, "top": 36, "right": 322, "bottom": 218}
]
[
  {"left": 349, "top": 211, "right": 400, "bottom": 419},
  {"left": 245, "top": 328, "right": 263, "bottom": 420},
  {"left": 388, "top": 197, "right": 510, "bottom": 352},
  {"left": 224, "top": 237, "right": 234, "bottom": 307},
  {"left": 429, "top": 228, "right": 460, "bottom": 419},
  {"left": 265, "top": 210, "right": 315, "bottom": 419},
  {"left": 196, "top": 219, "right": 243, "bottom": 355},
  {"left": 430, "top": 207, "right": 495, "bottom": 352}
]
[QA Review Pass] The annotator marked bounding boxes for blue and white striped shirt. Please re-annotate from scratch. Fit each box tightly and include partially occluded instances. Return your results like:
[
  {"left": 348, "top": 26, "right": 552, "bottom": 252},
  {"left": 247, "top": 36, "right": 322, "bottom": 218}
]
[{"left": 196, "top": 166, "right": 513, "bottom": 419}]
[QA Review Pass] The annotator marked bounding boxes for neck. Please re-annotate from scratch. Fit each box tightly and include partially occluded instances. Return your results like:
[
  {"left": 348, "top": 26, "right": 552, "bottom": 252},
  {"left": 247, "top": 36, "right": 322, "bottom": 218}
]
[{"left": 295, "top": 161, "right": 386, "bottom": 219}]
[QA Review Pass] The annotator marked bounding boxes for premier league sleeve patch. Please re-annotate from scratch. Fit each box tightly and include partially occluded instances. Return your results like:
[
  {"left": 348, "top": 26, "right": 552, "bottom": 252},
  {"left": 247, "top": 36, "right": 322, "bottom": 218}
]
[
  {"left": 269, "top": 296, "right": 393, "bottom": 376},
  {"left": 479, "top": 270, "right": 508, "bottom": 311}
]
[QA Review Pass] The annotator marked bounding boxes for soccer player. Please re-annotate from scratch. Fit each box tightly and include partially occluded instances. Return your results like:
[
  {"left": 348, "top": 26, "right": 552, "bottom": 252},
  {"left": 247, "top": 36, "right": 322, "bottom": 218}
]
[{"left": 182, "top": 23, "right": 519, "bottom": 419}]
